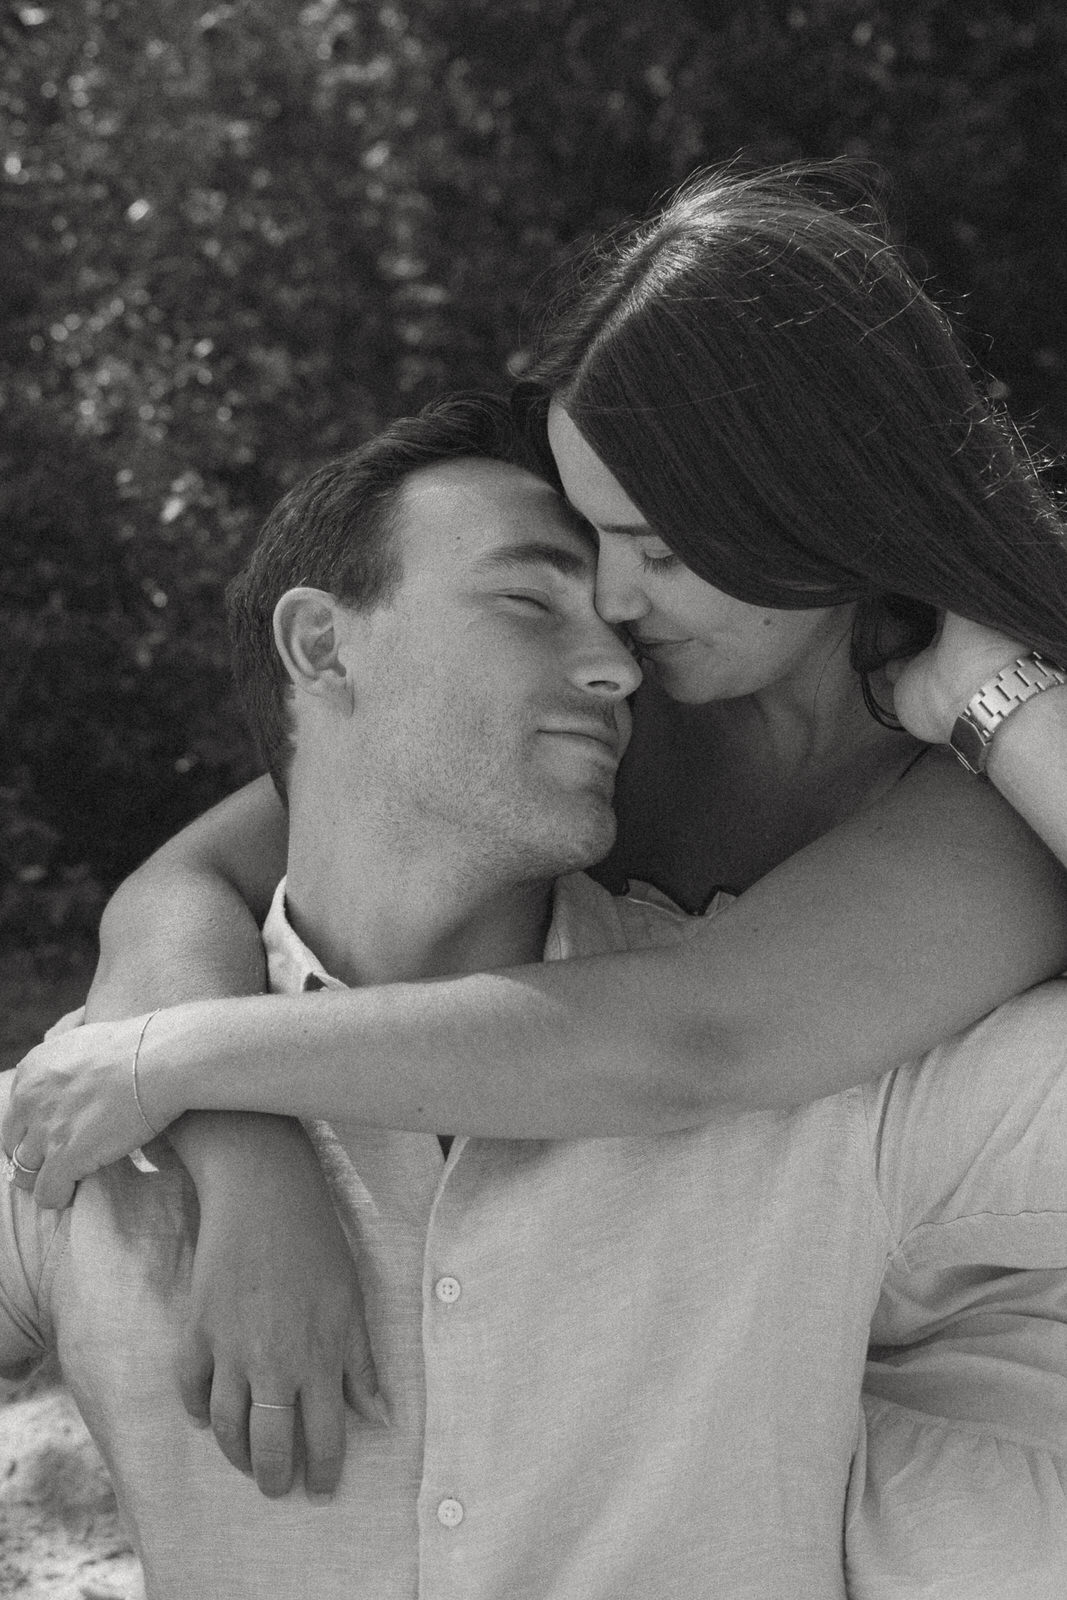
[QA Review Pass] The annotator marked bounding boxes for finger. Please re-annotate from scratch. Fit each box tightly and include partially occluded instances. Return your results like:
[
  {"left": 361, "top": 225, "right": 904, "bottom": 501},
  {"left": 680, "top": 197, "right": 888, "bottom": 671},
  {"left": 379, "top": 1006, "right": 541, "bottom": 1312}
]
[
  {"left": 27, "top": 1156, "right": 75, "bottom": 1212},
  {"left": 342, "top": 1323, "right": 387, "bottom": 1425},
  {"left": 1, "top": 1159, "right": 35, "bottom": 1194},
  {"left": 5, "top": 1140, "right": 43, "bottom": 1194},
  {"left": 209, "top": 1367, "right": 253, "bottom": 1477},
  {"left": 298, "top": 1381, "right": 346, "bottom": 1500},
  {"left": 248, "top": 1398, "right": 299, "bottom": 1499},
  {"left": 0, "top": 1101, "right": 26, "bottom": 1164},
  {"left": 175, "top": 1327, "right": 214, "bottom": 1429}
]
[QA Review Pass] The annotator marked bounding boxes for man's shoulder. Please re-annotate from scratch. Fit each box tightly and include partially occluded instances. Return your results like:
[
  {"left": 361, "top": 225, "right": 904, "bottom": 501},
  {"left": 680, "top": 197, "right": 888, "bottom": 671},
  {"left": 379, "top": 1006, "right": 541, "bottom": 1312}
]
[
  {"left": 868, "top": 978, "right": 1067, "bottom": 1212},
  {"left": 878, "top": 978, "right": 1067, "bottom": 1113}
]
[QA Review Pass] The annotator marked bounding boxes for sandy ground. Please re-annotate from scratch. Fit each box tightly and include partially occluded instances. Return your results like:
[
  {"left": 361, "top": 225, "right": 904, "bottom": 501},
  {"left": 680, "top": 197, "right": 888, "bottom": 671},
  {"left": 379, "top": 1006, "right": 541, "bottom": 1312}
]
[{"left": 0, "top": 1366, "right": 144, "bottom": 1600}]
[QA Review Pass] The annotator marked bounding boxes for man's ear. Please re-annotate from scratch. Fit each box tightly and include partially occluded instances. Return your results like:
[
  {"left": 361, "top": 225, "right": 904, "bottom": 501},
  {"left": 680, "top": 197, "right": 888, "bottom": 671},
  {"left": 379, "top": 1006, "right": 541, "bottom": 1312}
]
[{"left": 273, "top": 587, "right": 355, "bottom": 711}]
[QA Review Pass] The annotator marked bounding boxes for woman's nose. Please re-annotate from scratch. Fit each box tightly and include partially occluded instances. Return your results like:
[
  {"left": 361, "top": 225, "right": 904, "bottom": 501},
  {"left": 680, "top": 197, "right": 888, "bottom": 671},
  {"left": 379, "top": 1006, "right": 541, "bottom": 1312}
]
[{"left": 594, "top": 536, "right": 650, "bottom": 626}]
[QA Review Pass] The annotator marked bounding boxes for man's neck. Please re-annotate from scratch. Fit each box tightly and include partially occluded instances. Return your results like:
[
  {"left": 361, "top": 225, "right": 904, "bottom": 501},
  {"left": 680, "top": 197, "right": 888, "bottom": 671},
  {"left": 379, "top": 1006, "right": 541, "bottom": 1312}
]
[{"left": 283, "top": 833, "right": 555, "bottom": 987}]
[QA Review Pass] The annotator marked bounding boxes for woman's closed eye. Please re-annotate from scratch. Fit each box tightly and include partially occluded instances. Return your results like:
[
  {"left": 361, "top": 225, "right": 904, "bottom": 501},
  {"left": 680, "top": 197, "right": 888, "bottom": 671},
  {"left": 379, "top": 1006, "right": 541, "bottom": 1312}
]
[{"left": 639, "top": 548, "right": 680, "bottom": 573}]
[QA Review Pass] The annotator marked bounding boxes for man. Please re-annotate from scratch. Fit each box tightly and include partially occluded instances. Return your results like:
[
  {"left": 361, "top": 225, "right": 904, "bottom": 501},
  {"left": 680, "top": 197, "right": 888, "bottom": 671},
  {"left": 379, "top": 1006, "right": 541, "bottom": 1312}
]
[{"left": 1, "top": 395, "right": 1066, "bottom": 1598}]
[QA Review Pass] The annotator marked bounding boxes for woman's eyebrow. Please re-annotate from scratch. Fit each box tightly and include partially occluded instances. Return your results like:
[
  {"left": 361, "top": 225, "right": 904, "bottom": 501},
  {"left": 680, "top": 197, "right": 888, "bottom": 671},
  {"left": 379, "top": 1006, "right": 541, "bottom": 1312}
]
[
  {"left": 559, "top": 498, "right": 652, "bottom": 538},
  {"left": 595, "top": 520, "right": 653, "bottom": 536}
]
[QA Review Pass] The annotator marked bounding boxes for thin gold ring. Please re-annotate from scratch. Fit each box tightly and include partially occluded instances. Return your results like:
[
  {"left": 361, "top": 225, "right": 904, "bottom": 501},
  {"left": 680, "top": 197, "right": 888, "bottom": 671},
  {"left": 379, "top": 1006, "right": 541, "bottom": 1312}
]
[{"left": 11, "top": 1143, "right": 42, "bottom": 1178}]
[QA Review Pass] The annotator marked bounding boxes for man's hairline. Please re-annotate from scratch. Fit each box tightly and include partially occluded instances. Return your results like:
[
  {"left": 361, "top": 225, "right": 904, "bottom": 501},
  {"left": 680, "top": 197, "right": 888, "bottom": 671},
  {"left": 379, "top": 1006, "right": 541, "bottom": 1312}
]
[{"left": 389, "top": 453, "right": 599, "bottom": 574}]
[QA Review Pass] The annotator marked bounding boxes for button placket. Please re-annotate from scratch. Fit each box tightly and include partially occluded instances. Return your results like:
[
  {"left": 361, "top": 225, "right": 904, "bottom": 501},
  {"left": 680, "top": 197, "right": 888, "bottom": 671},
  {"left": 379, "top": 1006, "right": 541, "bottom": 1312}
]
[{"left": 421, "top": 1165, "right": 479, "bottom": 1583}]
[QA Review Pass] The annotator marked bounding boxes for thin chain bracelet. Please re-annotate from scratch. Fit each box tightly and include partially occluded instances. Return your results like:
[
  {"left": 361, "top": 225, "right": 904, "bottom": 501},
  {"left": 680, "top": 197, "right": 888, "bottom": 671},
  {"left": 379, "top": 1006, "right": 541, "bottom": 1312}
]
[{"left": 131, "top": 1009, "right": 162, "bottom": 1140}]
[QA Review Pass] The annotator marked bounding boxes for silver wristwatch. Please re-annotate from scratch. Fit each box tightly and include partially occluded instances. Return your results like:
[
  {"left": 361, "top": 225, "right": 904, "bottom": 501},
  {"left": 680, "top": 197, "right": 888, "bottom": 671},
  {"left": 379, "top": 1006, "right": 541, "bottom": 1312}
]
[{"left": 949, "top": 651, "right": 1067, "bottom": 775}]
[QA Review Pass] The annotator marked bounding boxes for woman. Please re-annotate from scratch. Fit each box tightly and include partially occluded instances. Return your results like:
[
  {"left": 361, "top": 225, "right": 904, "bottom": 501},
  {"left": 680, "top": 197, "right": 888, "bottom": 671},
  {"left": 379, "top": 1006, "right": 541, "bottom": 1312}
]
[{"left": 7, "top": 164, "right": 1067, "bottom": 1556}]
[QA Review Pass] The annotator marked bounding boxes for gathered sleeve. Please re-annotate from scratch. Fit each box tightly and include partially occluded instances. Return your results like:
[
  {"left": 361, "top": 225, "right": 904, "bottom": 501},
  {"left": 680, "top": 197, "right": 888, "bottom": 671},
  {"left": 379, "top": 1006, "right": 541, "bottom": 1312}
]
[{"left": 847, "top": 981, "right": 1067, "bottom": 1597}]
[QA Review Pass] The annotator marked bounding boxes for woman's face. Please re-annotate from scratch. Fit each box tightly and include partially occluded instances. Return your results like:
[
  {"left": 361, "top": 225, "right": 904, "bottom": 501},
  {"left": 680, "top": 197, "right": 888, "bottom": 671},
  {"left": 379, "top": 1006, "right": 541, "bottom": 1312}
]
[{"left": 547, "top": 404, "right": 854, "bottom": 705}]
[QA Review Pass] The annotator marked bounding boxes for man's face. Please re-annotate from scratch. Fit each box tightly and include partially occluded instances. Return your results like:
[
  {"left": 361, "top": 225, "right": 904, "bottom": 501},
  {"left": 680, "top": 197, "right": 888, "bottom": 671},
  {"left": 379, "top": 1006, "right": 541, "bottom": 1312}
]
[{"left": 345, "top": 457, "right": 642, "bottom": 880}]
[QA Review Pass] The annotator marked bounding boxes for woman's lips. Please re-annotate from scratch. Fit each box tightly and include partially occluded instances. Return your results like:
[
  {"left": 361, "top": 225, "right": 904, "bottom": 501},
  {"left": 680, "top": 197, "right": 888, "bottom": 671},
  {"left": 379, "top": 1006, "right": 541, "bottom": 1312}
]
[{"left": 631, "top": 636, "right": 691, "bottom": 657}]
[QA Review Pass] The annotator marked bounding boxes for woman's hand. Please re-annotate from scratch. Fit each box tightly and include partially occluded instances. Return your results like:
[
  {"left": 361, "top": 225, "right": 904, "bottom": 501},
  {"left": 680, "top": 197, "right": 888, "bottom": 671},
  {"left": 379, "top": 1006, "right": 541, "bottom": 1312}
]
[
  {"left": 888, "top": 613, "right": 1028, "bottom": 746},
  {"left": 1, "top": 1013, "right": 181, "bottom": 1209},
  {"left": 173, "top": 1114, "right": 385, "bottom": 1500}
]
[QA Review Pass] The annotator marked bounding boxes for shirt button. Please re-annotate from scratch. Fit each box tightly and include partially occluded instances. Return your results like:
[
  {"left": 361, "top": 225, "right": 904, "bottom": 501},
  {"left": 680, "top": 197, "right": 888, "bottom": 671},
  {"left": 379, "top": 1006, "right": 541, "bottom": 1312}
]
[
  {"left": 434, "top": 1275, "right": 461, "bottom": 1304},
  {"left": 437, "top": 1497, "right": 464, "bottom": 1528}
]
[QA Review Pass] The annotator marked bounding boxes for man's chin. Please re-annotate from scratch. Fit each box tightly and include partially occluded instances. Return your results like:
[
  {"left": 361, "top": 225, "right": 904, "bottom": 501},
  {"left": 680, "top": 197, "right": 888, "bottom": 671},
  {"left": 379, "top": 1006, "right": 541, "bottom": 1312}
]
[
  {"left": 536, "top": 807, "right": 617, "bottom": 876},
  {"left": 494, "top": 788, "right": 618, "bottom": 880}
]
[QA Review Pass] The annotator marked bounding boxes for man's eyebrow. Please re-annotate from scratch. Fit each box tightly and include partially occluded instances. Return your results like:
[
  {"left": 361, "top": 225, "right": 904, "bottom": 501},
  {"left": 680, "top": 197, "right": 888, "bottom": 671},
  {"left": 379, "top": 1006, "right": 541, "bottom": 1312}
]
[{"left": 472, "top": 541, "right": 593, "bottom": 579}]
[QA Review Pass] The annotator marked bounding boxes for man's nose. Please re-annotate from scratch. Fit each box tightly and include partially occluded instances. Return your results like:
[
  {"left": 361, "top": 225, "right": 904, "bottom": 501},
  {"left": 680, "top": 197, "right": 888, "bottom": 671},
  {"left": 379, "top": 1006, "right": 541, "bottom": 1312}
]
[
  {"left": 571, "top": 620, "right": 643, "bottom": 701},
  {"left": 593, "top": 535, "right": 649, "bottom": 626}
]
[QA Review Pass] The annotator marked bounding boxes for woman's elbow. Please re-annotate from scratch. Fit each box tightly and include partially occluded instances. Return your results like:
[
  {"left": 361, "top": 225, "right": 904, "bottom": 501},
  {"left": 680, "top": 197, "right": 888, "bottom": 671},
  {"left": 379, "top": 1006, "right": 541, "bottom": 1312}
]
[
  {"left": 637, "top": 1019, "right": 748, "bottom": 1127},
  {"left": 646, "top": 1016, "right": 796, "bottom": 1124}
]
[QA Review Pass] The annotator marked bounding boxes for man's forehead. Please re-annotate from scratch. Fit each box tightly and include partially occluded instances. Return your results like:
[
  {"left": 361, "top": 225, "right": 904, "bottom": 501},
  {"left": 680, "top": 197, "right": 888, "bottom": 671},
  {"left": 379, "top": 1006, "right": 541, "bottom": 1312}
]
[{"left": 397, "top": 456, "right": 596, "bottom": 567}]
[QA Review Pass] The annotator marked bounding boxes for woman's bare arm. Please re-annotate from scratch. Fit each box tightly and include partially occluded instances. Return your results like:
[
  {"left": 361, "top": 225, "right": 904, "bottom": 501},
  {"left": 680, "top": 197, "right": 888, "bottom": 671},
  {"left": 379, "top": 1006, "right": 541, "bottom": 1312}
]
[
  {"left": 144, "top": 753, "right": 1067, "bottom": 1124},
  {"left": 89, "top": 776, "right": 286, "bottom": 1013},
  {"left": 10, "top": 743, "right": 1067, "bottom": 1197}
]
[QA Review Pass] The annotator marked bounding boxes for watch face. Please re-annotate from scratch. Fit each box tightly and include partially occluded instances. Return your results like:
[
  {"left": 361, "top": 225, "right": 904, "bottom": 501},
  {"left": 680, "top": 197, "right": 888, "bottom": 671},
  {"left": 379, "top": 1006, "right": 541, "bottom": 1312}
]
[{"left": 950, "top": 714, "right": 987, "bottom": 773}]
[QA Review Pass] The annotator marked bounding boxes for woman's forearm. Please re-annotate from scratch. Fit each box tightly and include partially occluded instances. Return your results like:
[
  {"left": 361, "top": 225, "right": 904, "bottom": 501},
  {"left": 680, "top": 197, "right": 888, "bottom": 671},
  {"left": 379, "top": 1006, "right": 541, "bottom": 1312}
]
[{"left": 136, "top": 953, "right": 706, "bottom": 1138}]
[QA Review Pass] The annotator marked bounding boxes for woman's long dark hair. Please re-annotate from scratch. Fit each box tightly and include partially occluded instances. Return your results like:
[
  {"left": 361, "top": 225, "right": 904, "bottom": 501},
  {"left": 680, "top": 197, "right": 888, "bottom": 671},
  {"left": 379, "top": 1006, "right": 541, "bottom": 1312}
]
[{"left": 516, "top": 163, "right": 1067, "bottom": 700}]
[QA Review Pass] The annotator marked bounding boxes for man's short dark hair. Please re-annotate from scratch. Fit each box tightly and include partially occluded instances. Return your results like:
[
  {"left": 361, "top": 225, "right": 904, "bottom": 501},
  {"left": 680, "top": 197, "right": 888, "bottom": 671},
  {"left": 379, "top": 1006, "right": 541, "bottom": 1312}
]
[{"left": 226, "top": 391, "right": 525, "bottom": 798}]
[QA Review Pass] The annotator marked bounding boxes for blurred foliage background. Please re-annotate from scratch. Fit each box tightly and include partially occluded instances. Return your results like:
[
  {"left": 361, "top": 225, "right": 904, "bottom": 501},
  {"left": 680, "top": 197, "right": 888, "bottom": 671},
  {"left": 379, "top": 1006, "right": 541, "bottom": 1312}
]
[{"left": 2, "top": 0, "right": 1067, "bottom": 969}]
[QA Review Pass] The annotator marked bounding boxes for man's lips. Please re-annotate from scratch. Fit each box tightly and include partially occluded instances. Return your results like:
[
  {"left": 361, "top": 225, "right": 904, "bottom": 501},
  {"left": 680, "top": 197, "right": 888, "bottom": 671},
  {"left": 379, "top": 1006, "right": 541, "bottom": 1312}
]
[{"left": 540, "top": 723, "right": 624, "bottom": 761}]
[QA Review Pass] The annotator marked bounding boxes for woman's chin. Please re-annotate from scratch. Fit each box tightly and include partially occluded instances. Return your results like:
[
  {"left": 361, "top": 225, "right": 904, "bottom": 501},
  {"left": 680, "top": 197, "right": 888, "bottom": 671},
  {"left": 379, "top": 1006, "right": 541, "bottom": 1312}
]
[{"left": 646, "top": 658, "right": 715, "bottom": 704}]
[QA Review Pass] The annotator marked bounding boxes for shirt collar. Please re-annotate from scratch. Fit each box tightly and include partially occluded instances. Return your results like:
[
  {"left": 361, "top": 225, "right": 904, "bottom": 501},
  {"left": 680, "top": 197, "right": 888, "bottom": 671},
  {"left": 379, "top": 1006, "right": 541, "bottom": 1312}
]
[
  {"left": 263, "top": 879, "right": 347, "bottom": 995},
  {"left": 262, "top": 871, "right": 659, "bottom": 995}
]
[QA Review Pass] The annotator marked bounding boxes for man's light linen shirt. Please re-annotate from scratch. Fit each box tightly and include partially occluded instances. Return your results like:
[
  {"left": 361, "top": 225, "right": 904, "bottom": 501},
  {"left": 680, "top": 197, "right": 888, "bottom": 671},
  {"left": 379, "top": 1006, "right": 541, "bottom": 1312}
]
[{"left": 0, "top": 872, "right": 1065, "bottom": 1599}]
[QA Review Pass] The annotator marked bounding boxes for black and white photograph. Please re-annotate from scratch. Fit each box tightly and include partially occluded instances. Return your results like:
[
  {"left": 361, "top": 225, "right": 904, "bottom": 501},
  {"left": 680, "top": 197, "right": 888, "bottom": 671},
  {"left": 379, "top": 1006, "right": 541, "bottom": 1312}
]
[{"left": 2, "top": 3, "right": 1066, "bottom": 1596}]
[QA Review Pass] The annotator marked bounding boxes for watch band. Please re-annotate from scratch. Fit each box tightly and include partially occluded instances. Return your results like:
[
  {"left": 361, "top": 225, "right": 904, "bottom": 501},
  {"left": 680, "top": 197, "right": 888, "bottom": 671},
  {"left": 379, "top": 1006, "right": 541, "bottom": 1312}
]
[{"left": 949, "top": 651, "right": 1067, "bottom": 775}]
